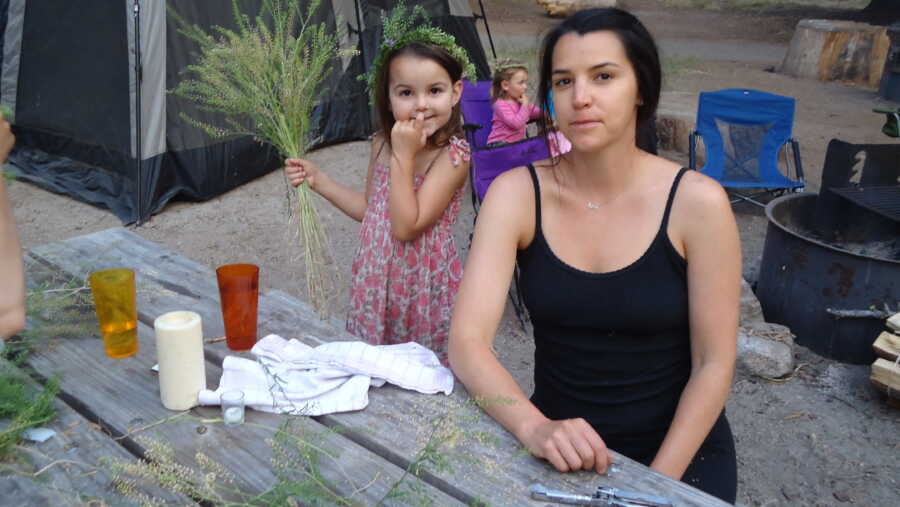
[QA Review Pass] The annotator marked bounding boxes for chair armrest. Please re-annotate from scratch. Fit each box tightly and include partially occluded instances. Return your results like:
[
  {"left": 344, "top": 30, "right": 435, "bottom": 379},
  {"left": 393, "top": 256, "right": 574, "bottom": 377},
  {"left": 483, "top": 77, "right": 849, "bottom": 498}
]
[
  {"left": 789, "top": 138, "right": 804, "bottom": 184},
  {"left": 688, "top": 131, "right": 701, "bottom": 170}
]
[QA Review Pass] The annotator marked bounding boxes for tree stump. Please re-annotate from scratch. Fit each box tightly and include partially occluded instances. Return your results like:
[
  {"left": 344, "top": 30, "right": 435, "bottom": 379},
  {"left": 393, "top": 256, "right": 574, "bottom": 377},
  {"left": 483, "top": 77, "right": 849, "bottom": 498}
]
[
  {"left": 780, "top": 19, "right": 890, "bottom": 88},
  {"left": 536, "top": 0, "right": 617, "bottom": 18}
]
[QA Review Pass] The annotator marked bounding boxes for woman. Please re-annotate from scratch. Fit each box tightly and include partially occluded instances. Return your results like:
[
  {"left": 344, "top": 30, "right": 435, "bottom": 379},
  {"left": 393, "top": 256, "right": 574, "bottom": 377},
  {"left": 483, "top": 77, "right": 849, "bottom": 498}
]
[{"left": 449, "top": 8, "right": 740, "bottom": 503}]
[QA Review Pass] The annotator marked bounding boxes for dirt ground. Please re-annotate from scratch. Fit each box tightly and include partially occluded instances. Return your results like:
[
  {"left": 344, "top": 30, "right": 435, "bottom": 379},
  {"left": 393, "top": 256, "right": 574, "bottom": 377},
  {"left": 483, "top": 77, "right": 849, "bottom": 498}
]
[{"left": 7, "top": 1, "right": 900, "bottom": 505}]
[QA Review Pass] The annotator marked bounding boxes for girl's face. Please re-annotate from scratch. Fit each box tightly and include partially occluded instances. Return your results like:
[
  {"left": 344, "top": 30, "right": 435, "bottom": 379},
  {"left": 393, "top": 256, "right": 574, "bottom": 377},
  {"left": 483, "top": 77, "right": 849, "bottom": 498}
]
[
  {"left": 550, "top": 30, "right": 641, "bottom": 153},
  {"left": 502, "top": 70, "right": 529, "bottom": 100},
  {"left": 387, "top": 54, "right": 462, "bottom": 138}
]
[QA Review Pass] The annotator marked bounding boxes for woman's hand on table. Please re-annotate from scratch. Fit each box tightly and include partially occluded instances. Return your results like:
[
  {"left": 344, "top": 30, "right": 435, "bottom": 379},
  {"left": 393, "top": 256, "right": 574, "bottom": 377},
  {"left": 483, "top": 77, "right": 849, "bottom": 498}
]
[{"left": 518, "top": 416, "right": 613, "bottom": 474}]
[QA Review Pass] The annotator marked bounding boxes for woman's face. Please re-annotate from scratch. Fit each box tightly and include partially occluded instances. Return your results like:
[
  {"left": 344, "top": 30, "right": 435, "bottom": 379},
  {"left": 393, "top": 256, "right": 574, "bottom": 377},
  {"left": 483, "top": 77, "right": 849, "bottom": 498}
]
[{"left": 550, "top": 30, "right": 641, "bottom": 153}]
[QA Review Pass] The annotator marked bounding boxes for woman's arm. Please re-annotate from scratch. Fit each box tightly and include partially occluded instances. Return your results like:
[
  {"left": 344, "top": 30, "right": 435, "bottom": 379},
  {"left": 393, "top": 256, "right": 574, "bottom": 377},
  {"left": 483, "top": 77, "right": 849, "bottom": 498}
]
[
  {"left": 449, "top": 168, "right": 611, "bottom": 474},
  {"left": 0, "top": 117, "right": 25, "bottom": 340},
  {"left": 650, "top": 172, "right": 740, "bottom": 479},
  {"left": 388, "top": 116, "right": 468, "bottom": 241}
]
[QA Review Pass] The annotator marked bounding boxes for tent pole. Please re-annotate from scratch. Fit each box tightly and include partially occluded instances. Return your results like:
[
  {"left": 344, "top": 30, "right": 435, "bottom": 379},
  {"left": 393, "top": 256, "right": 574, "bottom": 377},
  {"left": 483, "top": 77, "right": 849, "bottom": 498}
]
[
  {"left": 354, "top": 0, "right": 372, "bottom": 133},
  {"left": 133, "top": 0, "right": 144, "bottom": 225},
  {"left": 475, "top": 0, "right": 496, "bottom": 61},
  {"left": 353, "top": 0, "right": 365, "bottom": 66}
]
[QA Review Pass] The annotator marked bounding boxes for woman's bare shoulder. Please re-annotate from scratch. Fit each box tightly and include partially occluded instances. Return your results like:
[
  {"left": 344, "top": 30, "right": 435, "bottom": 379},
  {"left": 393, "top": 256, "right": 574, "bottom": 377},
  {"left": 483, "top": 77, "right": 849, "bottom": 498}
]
[
  {"left": 677, "top": 169, "right": 730, "bottom": 211},
  {"left": 484, "top": 165, "right": 535, "bottom": 203}
]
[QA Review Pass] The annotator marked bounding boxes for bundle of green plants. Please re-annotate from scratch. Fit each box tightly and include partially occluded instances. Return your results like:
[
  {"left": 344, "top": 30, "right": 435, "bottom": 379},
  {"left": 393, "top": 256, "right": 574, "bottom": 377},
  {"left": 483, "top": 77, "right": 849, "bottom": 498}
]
[
  {"left": 0, "top": 104, "right": 12, "bottom": 123},
  {"left": 169, "top": 0, "right": 351, "bottom": 315}
]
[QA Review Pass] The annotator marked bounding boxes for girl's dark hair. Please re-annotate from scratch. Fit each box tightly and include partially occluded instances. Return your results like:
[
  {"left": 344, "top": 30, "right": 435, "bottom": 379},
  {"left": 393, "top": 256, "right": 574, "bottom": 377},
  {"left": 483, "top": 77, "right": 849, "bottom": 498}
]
[
  {"left": 491, "top": 64, "right": 528, "bottom": 103},
  {"left": 372, "top": 42, "right": 464, "bottom": 149},
  {"left": 536, "top": 8, "right": 661, "bottom": 154}
]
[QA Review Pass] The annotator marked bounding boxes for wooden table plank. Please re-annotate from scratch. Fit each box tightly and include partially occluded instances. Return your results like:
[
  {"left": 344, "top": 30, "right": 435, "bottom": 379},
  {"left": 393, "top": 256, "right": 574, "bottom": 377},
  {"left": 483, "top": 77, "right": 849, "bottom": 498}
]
[
  {"left": 0, "top": 360, "right": 189, "bottom": 506},
  {"left": 20, "top": 256, "right": 462, "bottom": 506},
  {"left": 30, "top": 227, "right": 729, "bottom": 506}
]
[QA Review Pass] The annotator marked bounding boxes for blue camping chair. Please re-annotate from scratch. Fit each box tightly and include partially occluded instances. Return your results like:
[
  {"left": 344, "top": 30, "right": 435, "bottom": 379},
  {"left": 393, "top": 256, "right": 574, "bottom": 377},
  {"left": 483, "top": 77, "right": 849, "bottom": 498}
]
[
  {"left": 689, "top": 88, "right": 805, "bottom": 206},
  {"left": 459, "top": 80, "right": 551, "bottom": 329}
]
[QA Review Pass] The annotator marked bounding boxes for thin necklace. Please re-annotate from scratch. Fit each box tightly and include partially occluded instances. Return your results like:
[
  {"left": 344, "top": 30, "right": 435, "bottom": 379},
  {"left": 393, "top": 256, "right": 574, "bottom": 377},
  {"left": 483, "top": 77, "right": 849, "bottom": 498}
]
[
  {"left": 578, "top": 165, "right": 639, "bottom": 210},
  {"left": 581, "top": 188, "right": 622, "bottom": 210}
]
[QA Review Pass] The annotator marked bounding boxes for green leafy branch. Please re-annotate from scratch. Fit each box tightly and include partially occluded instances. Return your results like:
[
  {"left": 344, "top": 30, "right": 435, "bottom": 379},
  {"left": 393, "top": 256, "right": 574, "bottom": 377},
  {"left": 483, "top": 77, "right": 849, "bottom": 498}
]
[{"left": 168, "top": 0, "right": 353, "bottom": 315}]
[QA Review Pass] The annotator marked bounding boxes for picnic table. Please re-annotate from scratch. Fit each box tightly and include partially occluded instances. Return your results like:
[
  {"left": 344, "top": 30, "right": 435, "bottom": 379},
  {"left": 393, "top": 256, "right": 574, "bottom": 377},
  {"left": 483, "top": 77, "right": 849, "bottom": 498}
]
[{"left": 3, "top": 227, "right": 729, "bottom": 506}]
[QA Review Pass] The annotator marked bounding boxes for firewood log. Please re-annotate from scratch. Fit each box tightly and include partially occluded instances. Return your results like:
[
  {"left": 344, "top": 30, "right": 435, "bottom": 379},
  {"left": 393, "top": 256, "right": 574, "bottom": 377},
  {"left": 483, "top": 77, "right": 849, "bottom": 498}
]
[
  {"left": 888, "top": 312, "right": 900, "bottom": 332},
  {"left": 873, "top": 331, "right": 900, "bottom": 361},
  {"left": 870, "top": 358, "right": 900, "bottom": 405},
  {"left": 536, "top": 0, "right": 617, "bottom": 18}
]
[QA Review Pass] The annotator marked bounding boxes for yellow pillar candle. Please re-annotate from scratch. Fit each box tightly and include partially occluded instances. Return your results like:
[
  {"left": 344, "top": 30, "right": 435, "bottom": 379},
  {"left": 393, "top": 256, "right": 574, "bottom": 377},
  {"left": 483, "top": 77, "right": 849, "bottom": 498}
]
[{"left": 154, "top": 311, "right": 207, "bottom": 411}]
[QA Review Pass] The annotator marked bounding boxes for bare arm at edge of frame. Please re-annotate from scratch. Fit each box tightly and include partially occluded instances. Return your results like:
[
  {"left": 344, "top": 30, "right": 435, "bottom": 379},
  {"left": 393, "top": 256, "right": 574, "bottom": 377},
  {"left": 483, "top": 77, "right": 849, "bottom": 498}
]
[{"left": 0, "top": 116, "right": 24, "bottom": 340}]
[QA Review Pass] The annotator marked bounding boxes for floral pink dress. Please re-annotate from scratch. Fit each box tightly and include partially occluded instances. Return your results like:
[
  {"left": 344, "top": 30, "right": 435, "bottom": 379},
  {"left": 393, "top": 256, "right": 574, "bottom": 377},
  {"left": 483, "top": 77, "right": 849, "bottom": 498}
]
[{"left": 346, "top": 137, "right": 470, "bottom": 364}]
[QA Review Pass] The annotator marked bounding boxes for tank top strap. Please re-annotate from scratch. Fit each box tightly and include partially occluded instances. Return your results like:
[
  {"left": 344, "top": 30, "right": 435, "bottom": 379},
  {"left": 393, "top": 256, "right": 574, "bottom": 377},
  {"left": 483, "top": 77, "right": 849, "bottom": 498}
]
[
  {"left": 526, "top": 163, "right": 542, "bottom": 234},
  {"left": 661, "top": 167, "right": 689, "bottom": 231}
]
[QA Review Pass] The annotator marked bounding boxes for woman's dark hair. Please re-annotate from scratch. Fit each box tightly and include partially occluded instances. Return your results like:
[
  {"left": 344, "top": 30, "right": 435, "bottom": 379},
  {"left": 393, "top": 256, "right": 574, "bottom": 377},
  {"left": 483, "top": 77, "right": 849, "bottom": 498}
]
[
  {"left": 491, "top": 63, "right": 528, "bottom": 103},
  {"left": 536, "top": 8, "right": 661, "bottom": 154},
  {"left": 373, "top": 42, "right": 464, "bottom": 149}
]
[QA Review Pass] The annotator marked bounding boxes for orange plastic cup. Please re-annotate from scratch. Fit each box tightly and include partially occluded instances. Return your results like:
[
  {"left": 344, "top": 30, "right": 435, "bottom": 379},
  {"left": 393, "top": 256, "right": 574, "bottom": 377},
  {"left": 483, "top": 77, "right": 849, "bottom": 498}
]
[
  {"left": 216, "top": 264, "right": 259, "bottom": 351},
  {"left": 89, "top": 268, "right": 138, "bottom": 358}
]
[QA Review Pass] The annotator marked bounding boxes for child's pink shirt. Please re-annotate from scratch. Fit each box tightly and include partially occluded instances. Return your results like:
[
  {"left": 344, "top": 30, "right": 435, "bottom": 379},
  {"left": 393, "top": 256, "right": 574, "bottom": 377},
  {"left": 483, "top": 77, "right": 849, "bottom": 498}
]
[{"left": 486, "top": 99, "right": 542, "bottom": 145}]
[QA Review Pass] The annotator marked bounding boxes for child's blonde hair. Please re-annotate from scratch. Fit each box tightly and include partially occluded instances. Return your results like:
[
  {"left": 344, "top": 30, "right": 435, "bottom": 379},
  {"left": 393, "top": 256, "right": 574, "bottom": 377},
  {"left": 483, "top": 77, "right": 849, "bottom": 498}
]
[{"left": 491, "top": 59, "right": 528, "bottom": 103}]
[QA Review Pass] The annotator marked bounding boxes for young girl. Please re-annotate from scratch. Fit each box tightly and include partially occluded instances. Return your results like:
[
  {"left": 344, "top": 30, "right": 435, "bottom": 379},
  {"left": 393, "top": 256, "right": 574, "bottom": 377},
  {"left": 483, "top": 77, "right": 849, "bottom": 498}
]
[
  {"left": 486, "top": 61, "right": 541, "bottom": 146},
  {"left": 284, "top": 9, "right": 474, "bottom": 365},
  {"left": 450, "top": 8, "right": 739, "bottom": 503},
  {"left": 487, "top": 61, "right": 571, "bottom": 156}
]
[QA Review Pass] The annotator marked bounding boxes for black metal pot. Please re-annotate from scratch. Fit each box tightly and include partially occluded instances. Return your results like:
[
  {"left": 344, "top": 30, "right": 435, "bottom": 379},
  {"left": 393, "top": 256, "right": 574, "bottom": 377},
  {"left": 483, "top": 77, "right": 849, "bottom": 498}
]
[{"left": 756, "top": 193, "right": 900, "bottom": 364}]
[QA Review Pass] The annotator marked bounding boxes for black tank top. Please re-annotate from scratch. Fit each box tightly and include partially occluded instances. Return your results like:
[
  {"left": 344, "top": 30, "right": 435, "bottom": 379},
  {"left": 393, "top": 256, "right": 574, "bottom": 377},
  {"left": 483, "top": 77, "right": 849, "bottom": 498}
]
[{"left": 518, "top": 164, "right": 691, "bottom": 461}]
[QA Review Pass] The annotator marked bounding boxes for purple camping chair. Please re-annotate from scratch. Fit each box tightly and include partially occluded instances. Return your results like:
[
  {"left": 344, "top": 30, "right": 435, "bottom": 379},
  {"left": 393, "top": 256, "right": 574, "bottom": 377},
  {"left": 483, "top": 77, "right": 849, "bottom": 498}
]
[
  {"left": 460, "top": 80, "right": 551, "bottom": 207},
  {"left": 460, "top": 80, "right": 551, "bottom": 329}
]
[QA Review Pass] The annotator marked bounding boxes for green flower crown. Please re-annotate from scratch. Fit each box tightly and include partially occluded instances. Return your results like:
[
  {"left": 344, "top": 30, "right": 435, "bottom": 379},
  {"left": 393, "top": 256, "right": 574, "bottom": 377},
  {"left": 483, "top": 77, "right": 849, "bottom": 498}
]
[
  {"left": 493, "top": 58, "right": 527, "bottom": 74},
  {"left": 359, "top": 2, "right": 477, "bottom": 102}
]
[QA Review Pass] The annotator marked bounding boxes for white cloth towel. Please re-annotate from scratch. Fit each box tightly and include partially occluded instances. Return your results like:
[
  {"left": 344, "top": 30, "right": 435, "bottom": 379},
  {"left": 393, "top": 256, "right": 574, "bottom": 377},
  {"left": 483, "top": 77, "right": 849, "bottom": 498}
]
[{"left": 198, "top": 334, "right": 454, "bottom": 415}]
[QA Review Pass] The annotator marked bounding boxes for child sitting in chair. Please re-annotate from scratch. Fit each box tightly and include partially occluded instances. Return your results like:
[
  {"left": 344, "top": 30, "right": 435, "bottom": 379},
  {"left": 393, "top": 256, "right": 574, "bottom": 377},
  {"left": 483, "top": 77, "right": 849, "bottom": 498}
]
[
  {"left": 486, "top": 60, "right": 570, "bottom": 156},
  {"left": 486, "top": 60, "right": 540, "bottom": 146}
]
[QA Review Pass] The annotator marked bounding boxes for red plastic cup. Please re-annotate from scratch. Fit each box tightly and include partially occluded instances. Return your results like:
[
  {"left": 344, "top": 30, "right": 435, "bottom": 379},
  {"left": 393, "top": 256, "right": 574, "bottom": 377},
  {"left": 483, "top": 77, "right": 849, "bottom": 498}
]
[{"left": 215, "top": 264, "right": 259, "bottom": 351}]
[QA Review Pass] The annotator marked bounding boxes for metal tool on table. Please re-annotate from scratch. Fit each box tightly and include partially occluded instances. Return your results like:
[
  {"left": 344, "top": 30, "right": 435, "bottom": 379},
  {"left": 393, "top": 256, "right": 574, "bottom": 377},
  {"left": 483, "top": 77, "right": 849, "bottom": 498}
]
[{"left": 530, "top": 483, "right": 674, "bottom": 507}]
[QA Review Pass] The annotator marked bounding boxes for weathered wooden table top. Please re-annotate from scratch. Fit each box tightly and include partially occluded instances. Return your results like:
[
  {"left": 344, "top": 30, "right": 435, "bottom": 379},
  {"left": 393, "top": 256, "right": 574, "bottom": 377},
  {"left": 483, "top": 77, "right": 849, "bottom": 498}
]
[{"left": 3, "top": 227, "right": 728, "bottom": 506}]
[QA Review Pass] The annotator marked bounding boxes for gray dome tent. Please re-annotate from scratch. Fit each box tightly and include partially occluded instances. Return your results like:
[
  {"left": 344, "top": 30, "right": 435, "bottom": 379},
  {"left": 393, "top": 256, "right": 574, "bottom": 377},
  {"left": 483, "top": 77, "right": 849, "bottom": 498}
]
[{"left": 0, "top": 0, "right": 491, "bottom": 224}]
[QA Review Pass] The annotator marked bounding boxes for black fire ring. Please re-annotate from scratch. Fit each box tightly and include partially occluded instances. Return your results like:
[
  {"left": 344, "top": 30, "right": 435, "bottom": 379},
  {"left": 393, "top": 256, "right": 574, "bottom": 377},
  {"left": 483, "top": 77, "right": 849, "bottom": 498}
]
[{"left": 756, "top": 193, "right": 900, "bottom": 364}]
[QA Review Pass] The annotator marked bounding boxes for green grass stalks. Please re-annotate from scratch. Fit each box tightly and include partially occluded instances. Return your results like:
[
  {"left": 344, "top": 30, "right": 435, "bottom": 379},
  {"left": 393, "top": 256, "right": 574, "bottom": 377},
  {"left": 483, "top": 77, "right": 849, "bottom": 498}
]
[
  {"left": 0, "top": 367, "right": 60, "bottom": 460},
  {"left": 295, "top": 182, "right": 333, "bottom": 316},
  {"left": 169, "top": 0, "right": 351, "bottom": 316},
  {"left": 0, "top": 104, "right": 12, "bottom": 123}
]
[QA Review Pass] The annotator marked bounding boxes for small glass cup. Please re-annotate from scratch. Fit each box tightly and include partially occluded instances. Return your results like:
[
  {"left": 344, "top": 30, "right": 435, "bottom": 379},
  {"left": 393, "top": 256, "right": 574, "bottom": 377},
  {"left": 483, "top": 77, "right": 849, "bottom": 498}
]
[{"left": 221, "top": 390, "right": 245, "bottom": 426}]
